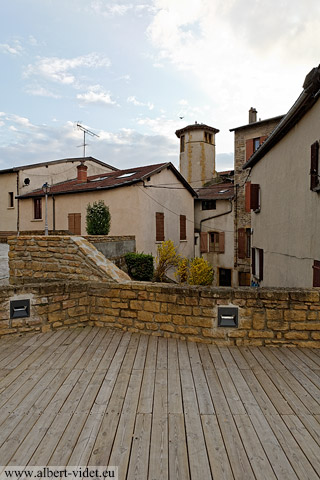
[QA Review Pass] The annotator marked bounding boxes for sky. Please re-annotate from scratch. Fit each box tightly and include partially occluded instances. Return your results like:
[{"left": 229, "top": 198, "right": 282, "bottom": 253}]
[{"left": 0, "top": 0, "right": 319, "bottom": 173}]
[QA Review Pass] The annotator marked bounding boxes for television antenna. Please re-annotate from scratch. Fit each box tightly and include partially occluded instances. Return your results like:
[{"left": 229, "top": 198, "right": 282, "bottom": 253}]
[{"left": 76, "top": 123, "right": 99, "bottom": 160}]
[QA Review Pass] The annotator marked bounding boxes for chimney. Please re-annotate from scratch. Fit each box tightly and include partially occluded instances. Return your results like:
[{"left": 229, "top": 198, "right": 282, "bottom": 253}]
[
  {"left": 249, "top": 107, "right": 257, "bottom": 124},
  {"left": 77, "top": 162, "right": 88, "bottom": 183}
]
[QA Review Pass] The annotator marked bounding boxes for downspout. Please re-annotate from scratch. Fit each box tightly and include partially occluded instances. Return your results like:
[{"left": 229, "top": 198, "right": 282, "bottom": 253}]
[
  {"left": 199, "top": 198, "right": 234, "bottom": 257},
  {"left": 52, "top": 195, "right": 56, "bottom": 231}
]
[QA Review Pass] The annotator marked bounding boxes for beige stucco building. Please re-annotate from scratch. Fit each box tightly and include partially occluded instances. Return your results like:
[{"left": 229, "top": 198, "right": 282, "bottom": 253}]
[
  {"left": 17, "top": 162, "right": 196, "bottom": 259},
  {"left": 0, "top": 157, "right": 115, "bottom": 234},
  {"left": 244, "top": 65, "right": 320, "bottom": 287}
]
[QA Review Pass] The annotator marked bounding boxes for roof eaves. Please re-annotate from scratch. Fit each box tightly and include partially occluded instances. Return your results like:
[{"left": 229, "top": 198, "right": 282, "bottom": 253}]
[{"left": 229, "top": 115, "right": 284, "bottom": 132}]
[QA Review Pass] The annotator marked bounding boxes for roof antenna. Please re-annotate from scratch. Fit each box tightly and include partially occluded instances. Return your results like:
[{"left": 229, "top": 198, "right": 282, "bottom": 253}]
[{"left": 76, "top": 123, "right": 99, "bottom": 161}]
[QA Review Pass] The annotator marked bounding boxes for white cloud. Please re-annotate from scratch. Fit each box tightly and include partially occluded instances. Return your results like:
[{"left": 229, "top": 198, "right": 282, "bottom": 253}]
[
  {"left": 24, "top": 53, "right": 111, "bottom": 85},
  {"left": 127, "top": 96, "right": 154, "bottom": 110},
  {"left": 25, "top": 85, "right": 61, "bottom": 99},
  {"left": 0, "top": 40, "right": 23, "bottom": 56},
  {"left": 90, "top": 1, "right": 156, "bottom": 17},
  {"left": 77, "top": 89, "right": 116, "bottom": 106}
]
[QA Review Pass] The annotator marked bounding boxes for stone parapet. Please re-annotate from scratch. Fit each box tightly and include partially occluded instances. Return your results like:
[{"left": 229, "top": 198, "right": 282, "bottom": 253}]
[{"left": 0, "top": 281, "right": 319, "bottom": 348}]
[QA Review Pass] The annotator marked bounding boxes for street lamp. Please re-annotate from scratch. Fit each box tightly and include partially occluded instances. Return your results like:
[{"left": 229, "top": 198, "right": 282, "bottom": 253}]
[{"left": 42, "top": 182, "right": 50, "bottom": 236}]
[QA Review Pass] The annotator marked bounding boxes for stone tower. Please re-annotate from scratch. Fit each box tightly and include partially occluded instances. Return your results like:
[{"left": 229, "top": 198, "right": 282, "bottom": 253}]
[{"left": 175, "top": 122, "right": 219, "bottom": 188}]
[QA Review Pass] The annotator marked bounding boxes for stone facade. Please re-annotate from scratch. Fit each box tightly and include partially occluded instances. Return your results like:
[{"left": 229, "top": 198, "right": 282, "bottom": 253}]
[
  {"left": 8, "top": 236, "right": 131, "bottom": 285},
  {"left": 0, "top": 280, "right": 319, "bottom": 347},
  {"left": 231, "top": 113, "right": 283, "bottom": 285}
]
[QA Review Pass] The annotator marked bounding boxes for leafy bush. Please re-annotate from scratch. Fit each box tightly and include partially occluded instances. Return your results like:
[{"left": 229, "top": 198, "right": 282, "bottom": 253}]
[
  {"left": 125, "top": 252, "right": 154, "bottom": 281},
  {"left": 187, "top": 257, "right": 214, "bottom": 286},
  {"left": 175, "top": 257, "right": 189, "bottom": 283},
  {"left": 86, "top": 200, "right": 111, "bottom": 235},
  {"left": 154, "top": 240, "right": 180, "bottom": 282}
]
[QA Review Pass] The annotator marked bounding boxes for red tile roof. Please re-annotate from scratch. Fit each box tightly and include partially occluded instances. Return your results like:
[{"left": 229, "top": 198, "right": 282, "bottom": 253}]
[
  {"left": 196, "top": 183, "right": 234, "bottom": 200},
  {"left": 18, "top": 162, "right": 197, "bottom": 198}
]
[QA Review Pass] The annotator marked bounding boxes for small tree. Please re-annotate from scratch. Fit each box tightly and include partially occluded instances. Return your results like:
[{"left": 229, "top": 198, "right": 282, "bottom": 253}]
[
  {"left": 86, "top": 200, "right": 111, "bottom": 235},
  {"left": 154, "top": 240, "right": 180, "bottom": 282},
  {"left": 175, "top": 257, "right": 189, "bottom": 284}
]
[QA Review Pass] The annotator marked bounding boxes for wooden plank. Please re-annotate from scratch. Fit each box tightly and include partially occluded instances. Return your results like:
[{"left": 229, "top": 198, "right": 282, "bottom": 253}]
[
  {"left": 216, "top": 368, "right": 246, "bottom": 415},
  {"left": 137, "top": 336, "right": 157, "bottom": 414},
  {"left": 298, "top": 414, "right": 320, "bottom": 446},
  {"left": 197, "top": 343, "right": 231, "bottom": 416},
  {"left": 109, "top": 369, "right": 144, "bottom": 479},
  {"left": 168, "top": 413, "right": 190, "bottom": 480},
  {"left": 298, "top": 348, "right": 320, "bottom": 368},
  {"left": 228, "top": 346, "right": 251, "bottom": 370},
  {"left": 266, "top": 414, "right": 320, "bottom": 480},
  {"left": 249, "top": 410, "right": 299, "bottom": 479},
  {"left": 133, "top": 334, "right": 148, "bottom": 370},
  {"left": 282, "top": 415, "right": 320, "bottom": 474},
  {"left": 240, "top": 369, "right": 280, "bottom": 416},
  {"left": 187, "top": 342, "right": 215, "bottom": 414},
  {"left": 233, "top": 414, "right": 277, "bottom": 480},
  {"left": 167, "top": 339, "right": 183, "bottom": 414},
  {"left": 207, "top": 344, "right": 226, "bottom": 370},
  {"left": 277, "top": 368, "right": 320, "bottom": 415},
  {"left": 127, "top": 413, "right": 152, "bottom": 480},
  {"left": 217, "top": 414, "right": 255, "bottom": 479},
  {"left": 201, "top": 415, "right": 234, "bottom": 480},
  {"left": 157, "top": 337, "right": 168, "bottom": 370},
  {"left": 149, "top": 368, "right": 168, "bottom": 480},
  {"left": 291, "top": 347, "right": 320, "bottom": 371},
  {"left": 253, "top": 347, "right": 286, "bottom": 371}
]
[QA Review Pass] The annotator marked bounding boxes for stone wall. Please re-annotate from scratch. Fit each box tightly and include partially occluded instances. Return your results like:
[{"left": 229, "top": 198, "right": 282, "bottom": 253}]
[
  {"left": 8, "top": 236, "right": 130, "bottom": 285},
  {"left": 0, "top": 281, "right": 319, "bottom": 347},
  {"left": 84, "top": 235, "right": 135, "bottom": 270}
]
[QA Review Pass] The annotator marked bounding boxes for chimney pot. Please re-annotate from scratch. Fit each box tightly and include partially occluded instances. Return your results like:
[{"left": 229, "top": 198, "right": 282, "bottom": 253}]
[
  {"left": 249, "top": 107, "right": 257, "bottom": 124},
  {"left": 77, "top": 163, "right": 88, "bottom": 183}
]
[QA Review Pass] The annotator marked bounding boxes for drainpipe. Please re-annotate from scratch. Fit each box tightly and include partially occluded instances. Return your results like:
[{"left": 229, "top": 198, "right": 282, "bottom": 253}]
[
  {"left": 52, "top": 195, "right": 56, "bottom": 231},
  {"left": 199, "top": 198, "right": 234, "bottom": 257}
]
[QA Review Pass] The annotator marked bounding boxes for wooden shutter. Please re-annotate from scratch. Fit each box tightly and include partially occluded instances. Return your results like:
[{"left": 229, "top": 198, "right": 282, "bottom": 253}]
[
  {"left": 68, "top": 213, "right": 81, "bottom": 235},
  {"left": 251, "top": 248, "right": 256, "bottom": 276},
  {"left": 180, "top": 215, "right": 186, "bottom": 241},
  {"left": 219, "top": 232, "right": 225, "bottom": 253},
  {"left": 310, "top": 141, "right": 319, "bottom": 190},
  {"left": 313, "top": 260, "right": 320, "bottom": 287},
  {"left": 250, "top": 184, "right": 260, "bottom": 211},
  {"left": 258, "top": 248, "right": 264, "bottom": 281},
  {"left": 246, "top": 139, "right": 254, "bottom": 161},
  {"left": 156, "top": 212, "right": 164, "bottom": 241},
  {"left": 238, "top": 228, "right": 246, "bottom": 259},
  {"left": 200, "top": 232, "right": 208, "bottom": 253},
  {"left": 260, "top": 135, "right": 268, "bottom": 145},
  {"left": 34, "top": 199, "right": 42, "bottom": 219},
  {"left": 245, "top": 182, "right": 251, "bottom": 212}
]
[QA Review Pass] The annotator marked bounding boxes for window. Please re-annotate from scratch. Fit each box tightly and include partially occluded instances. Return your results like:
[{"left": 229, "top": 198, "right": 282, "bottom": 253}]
[
  {"left": 310, "top": 141, "right": 319, "bottom": 191},
  {"left": 246, "top": 228, "right": 251, "bottom": 258},
  {"left": 246, "top": 136, "right": 268, "bottom": 161},
  {"left": 208, "top": 231, "right": 225, "bottom": 253},
  {"left": 33, "top": 198, "right": 42, "bottom": 220},
  {"left": 8, "top": 192, "right": 14, "bottom": 208},
  {"left": 180, "top": 135, "right": 185, "bottom": 153},
  {"left": 180, "top": 215, "right": 186, "bottom": 241},
  {"left": 245, "top": 182, "right": 260, "bottom": 212},
  {"left": 239, "top": 272, "right": 251, "bottom": 286},
  {"left": 201, "top": 200, "right": 216, "bottom": 210},
  {"left": 252, "top": 247, "right": 264, "bottom": 281},
  {"left": 313, "top": 260, "right": 320, "bottom": 287},
  {"left": 156, "top": 212, "right": 164, "bottom": 241},
  {"left": 68, "top": 213, "right": 81, "bottom": 235},
  {"left": 204, "top": 132, "right": 213, "bottom": 144},
  {"left": 219, "top": 268, "right": 232, "bottom": 286}
]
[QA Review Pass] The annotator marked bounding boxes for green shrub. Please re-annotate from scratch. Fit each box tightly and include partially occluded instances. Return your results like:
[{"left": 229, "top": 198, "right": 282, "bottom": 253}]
[
  {"left": 125, "top": 252, "right": 154, "bottom": 281},
  {"left": 187, "top": 257, "right": 214, "bottom": 286},
  {"left": 86, "top": 200, "right": 111, "bottom": 235}
]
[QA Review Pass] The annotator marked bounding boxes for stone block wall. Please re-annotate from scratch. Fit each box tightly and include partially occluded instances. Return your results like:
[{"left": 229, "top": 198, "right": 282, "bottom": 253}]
[
  {"left": 0, "top": 281, "right": 319, "bottom": 347},
  {"left": 8, "top": 236, "right": 130, "bottom": 285},
  {"left": 84, "top": 235, "right": 135, "bottom": 270}
]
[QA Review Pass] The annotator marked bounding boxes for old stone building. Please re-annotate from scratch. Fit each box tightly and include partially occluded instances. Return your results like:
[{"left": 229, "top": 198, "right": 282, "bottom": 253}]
[{"left": 230, "top": 109, "right": 283, "bottom": 285}]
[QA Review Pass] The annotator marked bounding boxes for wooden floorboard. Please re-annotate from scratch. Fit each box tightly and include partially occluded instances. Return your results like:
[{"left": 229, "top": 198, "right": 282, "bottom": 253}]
[{"left": 0, "top": 326, "right": 318, "bottom": 480}]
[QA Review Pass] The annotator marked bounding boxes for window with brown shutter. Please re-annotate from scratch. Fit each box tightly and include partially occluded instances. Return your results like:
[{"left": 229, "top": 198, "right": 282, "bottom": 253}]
[
  {"left": 250, "top": 184, "right": 260, "bottom": 212},
  {"left": 156, "top": 212, "right": 164, "bottom": 241},
  {"left": 310, "top": 141, "right": 319, "bottom": 191},
  {"left": 34, "top": 198, "right": 42, "bottom": 219},
  {"left": 313, "top": 260, "right": 320, "bottom": 287},
  {"left": 252, "top": 247, "right": 263, "bottom": 281},
  {"left": 180, "top": 215, "right": 186, "bottom": 241},
  {"left": 238, "top": 228, "right": 246, "bottom": 259},
  {"left": 68, "top": 213, "right": 81, "bottom": 235},
  {"left": 200, "top": 232, "right": 208, "bottom": 253},
  {"left": 258, "top": 248, "right": 264, "bottom": 281},
  {"left": 252, "top": 248, "right": 256, "bottom": 276},
  {"left": 245, "top": 182, "right": 251, "bottom": 212}
]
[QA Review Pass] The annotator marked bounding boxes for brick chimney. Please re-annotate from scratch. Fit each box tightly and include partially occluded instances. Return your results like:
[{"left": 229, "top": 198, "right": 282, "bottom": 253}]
[
  {"left": 249, "top": 107, "right": 257, "bottom": 124},
  {"left": 77, "top": 162, "right": 88, "bottom": 183}
]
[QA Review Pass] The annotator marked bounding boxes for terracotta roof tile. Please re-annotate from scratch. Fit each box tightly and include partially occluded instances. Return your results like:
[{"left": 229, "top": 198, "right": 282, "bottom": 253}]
[{"left": 196, "top": 183, "right": 234, "bottom": 200}]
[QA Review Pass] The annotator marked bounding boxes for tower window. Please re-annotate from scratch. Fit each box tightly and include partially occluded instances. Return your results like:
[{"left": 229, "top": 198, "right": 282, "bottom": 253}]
[{"left": 204, "top": 132, "right": 213, "bottom": 144}]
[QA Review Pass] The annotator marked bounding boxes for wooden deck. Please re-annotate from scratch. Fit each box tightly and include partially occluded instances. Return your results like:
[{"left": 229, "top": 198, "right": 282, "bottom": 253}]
[{"left": 0, "top": 327, "right": 319, "bottom": 479}]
